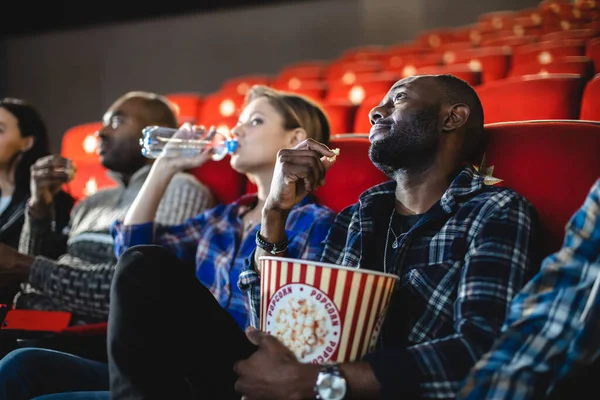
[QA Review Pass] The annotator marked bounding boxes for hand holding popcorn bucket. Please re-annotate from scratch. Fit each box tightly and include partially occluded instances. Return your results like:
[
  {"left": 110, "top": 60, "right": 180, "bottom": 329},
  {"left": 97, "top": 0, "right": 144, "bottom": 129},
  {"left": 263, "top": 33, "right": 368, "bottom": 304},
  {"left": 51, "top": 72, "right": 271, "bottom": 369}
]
[{"left": 259, "top": 256, "right": 399, "bottom": 364}]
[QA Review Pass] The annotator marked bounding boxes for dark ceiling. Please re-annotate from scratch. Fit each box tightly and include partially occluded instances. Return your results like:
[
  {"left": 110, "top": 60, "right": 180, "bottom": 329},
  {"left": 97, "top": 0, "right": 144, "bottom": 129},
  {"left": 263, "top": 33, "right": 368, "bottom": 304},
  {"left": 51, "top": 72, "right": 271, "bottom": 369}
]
[{"left": 1, "top": 0, "right": 308, "bottom": 37}]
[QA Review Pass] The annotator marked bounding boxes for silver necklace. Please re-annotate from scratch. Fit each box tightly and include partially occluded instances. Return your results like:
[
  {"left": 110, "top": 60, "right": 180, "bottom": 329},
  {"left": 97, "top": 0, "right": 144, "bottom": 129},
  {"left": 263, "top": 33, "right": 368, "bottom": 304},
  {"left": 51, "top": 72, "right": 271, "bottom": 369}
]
[{"left": 383, "top": 209, "right": 407, "bottom": 274}]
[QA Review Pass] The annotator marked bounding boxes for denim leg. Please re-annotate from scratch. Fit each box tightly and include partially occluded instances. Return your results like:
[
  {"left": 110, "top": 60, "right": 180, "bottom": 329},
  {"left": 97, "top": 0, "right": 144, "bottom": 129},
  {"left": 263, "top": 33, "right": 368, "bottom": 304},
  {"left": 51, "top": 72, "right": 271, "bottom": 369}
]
[
  {"left": 32, "top": 392, "right": 110, "bottom": 400},
  {"left": 0, "top": 348, "right": 109, "bottom": 400}
]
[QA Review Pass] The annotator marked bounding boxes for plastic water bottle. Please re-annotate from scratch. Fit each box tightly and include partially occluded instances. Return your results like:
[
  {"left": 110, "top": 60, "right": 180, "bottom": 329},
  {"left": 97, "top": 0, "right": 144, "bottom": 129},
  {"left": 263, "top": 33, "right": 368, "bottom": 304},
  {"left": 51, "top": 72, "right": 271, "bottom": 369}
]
[{"left": 140, "top": 126, "right": 238, "bottom": 161}]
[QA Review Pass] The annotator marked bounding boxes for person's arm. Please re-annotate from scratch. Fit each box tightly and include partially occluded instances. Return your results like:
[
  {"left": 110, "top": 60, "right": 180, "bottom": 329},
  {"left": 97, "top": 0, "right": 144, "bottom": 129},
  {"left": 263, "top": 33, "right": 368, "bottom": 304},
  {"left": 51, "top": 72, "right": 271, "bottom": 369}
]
[
  {"left": 18, "top": 197, "right": 78, "bottom": 259},
  {"left": 19, "top": 155, "right": 75, "bottom": 258},
  {"left": 254, "top": 139, "right": 336, "bottom": 270},
  {"left": 458, "top": 180, "right": 600, "bottom": 400},
  {"left": 23, "top": 188, "right": 213, "bottom": 320},
  {"left": 124, "top": 125, "right": 213, "bottom": 226},
  {"left": 123, "top": 160, "right": 181, "bottom": 226}
]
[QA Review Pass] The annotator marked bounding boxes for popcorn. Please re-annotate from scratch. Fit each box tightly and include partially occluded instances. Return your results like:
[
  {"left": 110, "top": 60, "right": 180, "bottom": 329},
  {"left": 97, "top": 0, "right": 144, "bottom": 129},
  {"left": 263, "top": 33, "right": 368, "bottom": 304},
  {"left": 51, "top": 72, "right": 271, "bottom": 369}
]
[
  {"left": 325, "top": 148, "right": 340, "bottom": 163},
  {"left": 272, "top": 296, "right": 330, "bottom": 360}
]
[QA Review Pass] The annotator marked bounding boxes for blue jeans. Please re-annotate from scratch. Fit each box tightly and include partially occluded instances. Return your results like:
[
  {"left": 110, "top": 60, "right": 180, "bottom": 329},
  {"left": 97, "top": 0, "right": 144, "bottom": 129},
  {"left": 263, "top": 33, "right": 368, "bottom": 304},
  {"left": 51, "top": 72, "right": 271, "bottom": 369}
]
[{"left": 0, "top": 347, "right": 109, "bottom": 400}]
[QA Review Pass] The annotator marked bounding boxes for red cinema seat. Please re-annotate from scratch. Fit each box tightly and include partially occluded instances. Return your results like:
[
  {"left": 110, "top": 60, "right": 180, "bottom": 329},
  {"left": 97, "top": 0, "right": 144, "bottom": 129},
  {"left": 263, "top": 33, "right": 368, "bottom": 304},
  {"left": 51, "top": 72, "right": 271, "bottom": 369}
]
[
  {"left": 61, "top": 122, "right": 103, "bottom": 164},
  {"left": 353, "top": 92, "right": 388, "bottom": 135},
  {"left": 197, "top": 91, "right": 245, "bottom": 128},
  {"left": 220, "top": 75, "right": 271, "bottom": 96},
  {"left": 443, "top": 47, "right": 511, "bottom": 83},
  {"left": 511, "top": 39, "right": 587, "bottom": 69},
  {"left": 580, "top": 73, "right": 600, "bottom": 120},
  {"left": 320, "top": 102, "right": 357, "bottom": 135},
  {"left": 586, "top": 37, "right": 600, "bottom": 73},
  {"left": 165, "top": 93, "right": 203, "bottom": 124},
  {"left": 188, "top": 157, "right": 247, "bottom": 205},
  {"left": 509, "top": 56, "right": 595, "bottom": 80},
  {"left": 481, "top": 120, "right": 600, "bottom": 256},
  {"left": 476, "top": 74, "right": 586, "bottom": 123},
  {"left": 314, "top": 135, "right": 388, "bottom": 213},
  {"left": 325, "top": 77, "right": 396, "bottom": 106}
]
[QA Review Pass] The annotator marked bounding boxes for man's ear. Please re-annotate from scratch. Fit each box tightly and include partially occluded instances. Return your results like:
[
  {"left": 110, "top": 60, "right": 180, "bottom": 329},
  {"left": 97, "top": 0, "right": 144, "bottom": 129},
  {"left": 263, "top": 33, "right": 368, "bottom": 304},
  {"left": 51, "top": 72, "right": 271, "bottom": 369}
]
[
  {"left": 288, "top": 127, "right": 308, "bottom": 146},
  {"left": 442, "top": 104, "right": 470, "bottom": 132}
]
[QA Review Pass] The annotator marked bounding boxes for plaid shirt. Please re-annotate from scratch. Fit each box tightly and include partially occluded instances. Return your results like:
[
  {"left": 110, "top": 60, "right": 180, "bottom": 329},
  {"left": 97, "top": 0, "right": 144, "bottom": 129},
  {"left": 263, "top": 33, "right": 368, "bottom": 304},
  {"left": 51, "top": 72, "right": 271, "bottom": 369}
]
[
  {"left": 240, "top": 165, "right": 536, "bottom": 399},
  {"left": 457, "top": 179, "right": 600, "bottom": 400},
  {"left": 112, "top": 194, "right": 335, "bottom": 329}
]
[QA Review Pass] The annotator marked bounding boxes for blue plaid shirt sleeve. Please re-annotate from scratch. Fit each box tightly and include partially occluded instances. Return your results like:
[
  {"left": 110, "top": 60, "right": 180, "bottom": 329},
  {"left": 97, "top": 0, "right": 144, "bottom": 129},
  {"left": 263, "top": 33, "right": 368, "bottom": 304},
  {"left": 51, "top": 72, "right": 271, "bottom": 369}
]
[
  {"left": 457, "top": 179, "right": 600, "bottom": 400},
  {"left": 239, "top": 203, "right": 337, "bottom": 329},
  {"left": 364, "top": 192, "right": 536, "bottom": 399},
  {"left": 111, "top": 212, "right": 209, "bottom": 263}
]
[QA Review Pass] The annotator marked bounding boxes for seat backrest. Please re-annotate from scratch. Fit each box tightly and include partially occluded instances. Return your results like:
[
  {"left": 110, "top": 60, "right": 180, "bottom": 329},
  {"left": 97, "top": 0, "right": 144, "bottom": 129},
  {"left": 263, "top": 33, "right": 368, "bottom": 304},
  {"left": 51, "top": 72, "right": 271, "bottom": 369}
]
[
  {"left": 320, "top": 101, "right": 358, "bottom": 135},
  {"left": 353, "top": 92, "right": 388, "bottom": 134},
  {"left": 325, "top": 60, "right": 382, "bottom": 86},
  {"left": 277, "top": 61, "right": 327, "bottom": 82},
  {"left": 61, "top": 122, "right": 103, "bottom": 163},
  {"left": 188, "top": 158, "right": 247, "bottom": 205},
  {"left": 445, "top": 47, "right": 511, "bottom": 83},
  {"left": 482, "top": 120, "right": 600, "bottom": 257},
  {"left": 511, "top": 39, "right": 587, "bottom": 67},
  {"left": 476, "top": 74, "right": 586, "bottom": 124},
  {"left": 580, "top": 73, "right": 600, "bottom": 120},
  {"left": 313, "top": 135, "right": 388, "bottom": 212},
  {"left": 586, "top": 36, "right": 600, "bottom": 73},
  {"left": 196, "top": 91, "right": 245, "bottom": 128},
  {"left": 409, "top": 64, "right": 482, "bottom": 86},
  {"left": 220, "top": 75, "right": 272, "bottom": 96},
  {"left": 325, "top": 77, "right": 396, "bottom": 106},
  {"left": 541, "top": 28, "right": 600, "bottom": 42},
  {"left": 164, "top": 93, "right": 203, "bottom": 124},
  {"left": 508, "top": 56, "right": 595, "bottom": 81}
]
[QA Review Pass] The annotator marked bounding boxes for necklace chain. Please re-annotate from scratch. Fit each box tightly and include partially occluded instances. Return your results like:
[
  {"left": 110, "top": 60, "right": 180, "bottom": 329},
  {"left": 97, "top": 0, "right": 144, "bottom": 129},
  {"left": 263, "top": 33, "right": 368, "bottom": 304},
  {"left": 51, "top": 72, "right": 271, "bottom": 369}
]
[{"left": 383, "top": 209, "right": 407, "bottom": 274}]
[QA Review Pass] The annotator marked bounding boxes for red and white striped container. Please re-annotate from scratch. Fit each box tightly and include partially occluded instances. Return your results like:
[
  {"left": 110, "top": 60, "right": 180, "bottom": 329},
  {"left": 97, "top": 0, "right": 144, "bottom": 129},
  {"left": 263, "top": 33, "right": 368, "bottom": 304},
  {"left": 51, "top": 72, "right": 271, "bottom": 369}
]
[{"left": 259, "top": 256, "right": 398, "bottom": 364}]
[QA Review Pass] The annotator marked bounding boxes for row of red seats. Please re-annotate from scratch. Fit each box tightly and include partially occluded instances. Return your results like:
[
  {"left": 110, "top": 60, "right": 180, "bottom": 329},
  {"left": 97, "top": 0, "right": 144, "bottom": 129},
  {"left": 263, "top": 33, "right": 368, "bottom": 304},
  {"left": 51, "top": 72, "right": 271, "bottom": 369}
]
[{"left": 59, "top": 72, "right": 600, "bottom": 201}]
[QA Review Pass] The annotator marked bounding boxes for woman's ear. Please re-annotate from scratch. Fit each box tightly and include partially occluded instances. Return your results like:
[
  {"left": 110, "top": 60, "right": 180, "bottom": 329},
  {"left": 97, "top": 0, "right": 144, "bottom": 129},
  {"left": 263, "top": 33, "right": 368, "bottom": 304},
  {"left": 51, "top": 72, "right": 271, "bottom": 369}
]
[
  {"left": 289, "top": 127, "right": 308, "bottom": 146},
  {"left": 20, "top": 136, "right": 34, "bottom": 152}
]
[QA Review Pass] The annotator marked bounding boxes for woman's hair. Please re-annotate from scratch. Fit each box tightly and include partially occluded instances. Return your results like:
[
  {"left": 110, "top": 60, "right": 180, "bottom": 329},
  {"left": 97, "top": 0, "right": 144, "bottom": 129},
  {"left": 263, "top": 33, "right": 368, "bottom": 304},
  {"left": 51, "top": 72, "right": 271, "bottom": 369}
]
[
  {"left": 244, "top": 85, "right": 331, "bottom": 145},
  {"left": 0, "top": 98, "right": 50, "bottom": 195}
]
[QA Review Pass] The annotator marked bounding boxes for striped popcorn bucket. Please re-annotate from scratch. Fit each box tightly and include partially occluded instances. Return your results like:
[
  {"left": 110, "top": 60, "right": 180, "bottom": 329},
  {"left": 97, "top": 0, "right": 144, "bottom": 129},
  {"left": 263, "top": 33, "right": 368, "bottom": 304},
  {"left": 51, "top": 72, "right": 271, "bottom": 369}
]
[{"left": 259, "top": 256, "right": 398, "bottom": 364}]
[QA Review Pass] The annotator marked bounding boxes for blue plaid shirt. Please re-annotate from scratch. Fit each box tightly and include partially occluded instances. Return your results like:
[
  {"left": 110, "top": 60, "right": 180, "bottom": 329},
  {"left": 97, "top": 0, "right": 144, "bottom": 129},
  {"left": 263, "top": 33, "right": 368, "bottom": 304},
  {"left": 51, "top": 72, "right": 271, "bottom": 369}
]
[
  {"left": 112, "top": 195, "right": 336, "bottom": 329},
  {"left": 457, "top": 179, "right": 600, "bottom": 400},
  {"left": 241, "top": 165, "right": 537, "bottom": 399}
]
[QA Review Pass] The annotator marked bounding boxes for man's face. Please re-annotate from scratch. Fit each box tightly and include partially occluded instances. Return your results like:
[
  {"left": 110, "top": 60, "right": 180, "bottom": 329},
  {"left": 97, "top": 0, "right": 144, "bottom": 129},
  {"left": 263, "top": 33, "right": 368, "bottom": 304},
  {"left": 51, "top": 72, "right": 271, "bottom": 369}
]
[
  {"left": 368, "top": 76, "right": 443, "bottom": 177},
  {"left": 97, "top": 98, "right": 149, "bottom": 174}
]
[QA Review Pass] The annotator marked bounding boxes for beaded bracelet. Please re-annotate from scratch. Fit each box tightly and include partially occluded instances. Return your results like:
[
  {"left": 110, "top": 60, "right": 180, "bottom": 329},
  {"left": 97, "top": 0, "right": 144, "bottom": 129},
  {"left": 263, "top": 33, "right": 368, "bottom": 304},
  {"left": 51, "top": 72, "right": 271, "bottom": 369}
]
[{"left": 255, "top": 231, "right": 289, "bottom": 255}]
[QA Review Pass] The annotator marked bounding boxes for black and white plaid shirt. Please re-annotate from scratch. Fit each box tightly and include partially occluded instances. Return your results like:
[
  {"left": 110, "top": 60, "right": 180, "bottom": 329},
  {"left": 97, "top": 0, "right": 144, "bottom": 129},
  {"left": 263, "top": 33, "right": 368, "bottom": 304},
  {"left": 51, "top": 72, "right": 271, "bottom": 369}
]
[{"left": 241, "top": 165, "right": 537, "bottom": 399}]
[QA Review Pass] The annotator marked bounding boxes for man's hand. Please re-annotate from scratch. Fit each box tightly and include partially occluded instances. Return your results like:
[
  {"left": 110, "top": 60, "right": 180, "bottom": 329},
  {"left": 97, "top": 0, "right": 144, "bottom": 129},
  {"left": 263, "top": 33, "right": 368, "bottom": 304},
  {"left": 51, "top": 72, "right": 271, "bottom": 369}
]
[
  {"left": 29, "top": 155, "right": 75, "bottom": 217},
  {"left": 234, "top": 326, "right": 320, "bottom": 400},
  {"left": 265, "top": 138, "right": 338, "bottom": 214},
  {"left": 0, "top": 244, "right": 34, "bottom": 290}
]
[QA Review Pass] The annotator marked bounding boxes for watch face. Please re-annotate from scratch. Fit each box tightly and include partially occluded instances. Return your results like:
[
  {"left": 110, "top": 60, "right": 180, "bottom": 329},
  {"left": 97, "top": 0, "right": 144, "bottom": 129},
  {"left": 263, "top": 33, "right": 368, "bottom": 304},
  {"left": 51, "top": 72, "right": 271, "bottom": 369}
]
[{"left": 317, "top": 373, "right": 347, "bottom": 400}]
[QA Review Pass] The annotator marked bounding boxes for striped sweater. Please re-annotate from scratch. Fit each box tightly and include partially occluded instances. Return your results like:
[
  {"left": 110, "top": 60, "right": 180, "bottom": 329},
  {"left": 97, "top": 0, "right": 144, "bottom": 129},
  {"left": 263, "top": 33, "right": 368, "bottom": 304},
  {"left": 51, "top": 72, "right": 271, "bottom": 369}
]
[{"left": 15, "top": 164, "right": 214, "bottom": 324}]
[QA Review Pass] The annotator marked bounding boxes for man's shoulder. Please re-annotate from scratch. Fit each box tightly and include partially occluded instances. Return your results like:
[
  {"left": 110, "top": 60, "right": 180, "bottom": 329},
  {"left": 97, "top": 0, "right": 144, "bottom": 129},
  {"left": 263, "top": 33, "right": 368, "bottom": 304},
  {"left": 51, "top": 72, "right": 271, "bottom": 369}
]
[
  {"left": 167, "top": 171, "right": 211, "bottom": 193},
  {"left": 461, "top": 185, "right": 534, "bottom": 216}
]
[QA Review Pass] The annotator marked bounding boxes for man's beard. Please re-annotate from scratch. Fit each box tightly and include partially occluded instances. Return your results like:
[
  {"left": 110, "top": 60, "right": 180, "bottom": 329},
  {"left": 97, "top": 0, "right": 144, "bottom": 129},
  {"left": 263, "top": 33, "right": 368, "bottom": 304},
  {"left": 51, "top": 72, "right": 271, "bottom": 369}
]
[{"left": 368, "top": 106, "right": 440, "bottom": 178}]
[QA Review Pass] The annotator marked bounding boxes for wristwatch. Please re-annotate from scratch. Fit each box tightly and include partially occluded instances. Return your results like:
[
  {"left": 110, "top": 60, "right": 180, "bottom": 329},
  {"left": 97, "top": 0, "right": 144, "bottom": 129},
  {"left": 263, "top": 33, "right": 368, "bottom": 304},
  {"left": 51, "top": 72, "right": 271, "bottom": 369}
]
[{"left": 314, "top": 364, "right": 347, "bottom": 400}]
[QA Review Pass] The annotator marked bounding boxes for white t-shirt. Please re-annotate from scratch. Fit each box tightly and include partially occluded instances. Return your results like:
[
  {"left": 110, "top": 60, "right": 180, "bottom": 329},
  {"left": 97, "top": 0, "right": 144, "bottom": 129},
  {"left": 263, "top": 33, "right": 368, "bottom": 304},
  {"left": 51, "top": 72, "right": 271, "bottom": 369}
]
[{"left": 0, "top": 196, "right": 12, "bottom": 215}]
